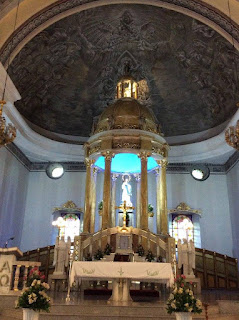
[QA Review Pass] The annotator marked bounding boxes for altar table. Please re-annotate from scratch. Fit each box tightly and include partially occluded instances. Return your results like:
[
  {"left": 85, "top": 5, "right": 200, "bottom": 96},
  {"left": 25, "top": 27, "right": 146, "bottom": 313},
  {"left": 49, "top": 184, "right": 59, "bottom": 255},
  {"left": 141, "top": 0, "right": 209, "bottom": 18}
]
[{"left": 69, "top": 261, "right": 174, "bottom": 301}]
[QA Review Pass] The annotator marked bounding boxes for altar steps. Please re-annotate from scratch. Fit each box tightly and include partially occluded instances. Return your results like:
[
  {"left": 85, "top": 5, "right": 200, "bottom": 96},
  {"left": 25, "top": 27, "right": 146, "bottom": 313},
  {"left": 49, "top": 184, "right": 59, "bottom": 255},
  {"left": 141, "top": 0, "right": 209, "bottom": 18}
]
[{"left": 1, "top": 296, "right": 239, "bottom": 320}]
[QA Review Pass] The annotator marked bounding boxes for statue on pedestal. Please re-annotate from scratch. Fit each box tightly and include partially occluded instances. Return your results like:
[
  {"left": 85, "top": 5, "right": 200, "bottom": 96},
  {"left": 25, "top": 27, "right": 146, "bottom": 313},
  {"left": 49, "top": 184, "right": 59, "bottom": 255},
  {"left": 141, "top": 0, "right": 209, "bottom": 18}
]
[
  {"left": 188, "top": 239, "right": 195, "bottom": 277},
  {"left": 122, "top": 175, "right": 132, "bottom": 207},
  {"left": 177, "top": 238, "right": 195, "bottom": 278},
  {"left": 53, "top": 236, "right": 71, "bottom": 275}
]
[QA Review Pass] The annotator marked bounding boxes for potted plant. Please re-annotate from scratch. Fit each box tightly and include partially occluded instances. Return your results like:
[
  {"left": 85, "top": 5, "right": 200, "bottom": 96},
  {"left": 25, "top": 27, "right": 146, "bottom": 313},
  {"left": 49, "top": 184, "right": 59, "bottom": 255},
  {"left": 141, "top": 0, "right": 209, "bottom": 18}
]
[
  {"left": 148, "top": 203, "right": 154, "bottom": 217},
  {"left": 104, "top": 243, "right": 112, "bottom": 255},
  {"left": 94, "top": 249, "right": 104, "bottom": 260},
  {"left": 145, "top": 250, "right": 155, "bottom": 262},
  {"left": 136, "top": 244, "right": 145, "bottom": 257},
  {"left": 98, "top": 201, "right": 103, "bottom": 216},
  {"left": 16, "top": 267, "right": 50, "bottom": 320},
  {"left": 166, "top": 275, "right": 202, "bottom": 320}
]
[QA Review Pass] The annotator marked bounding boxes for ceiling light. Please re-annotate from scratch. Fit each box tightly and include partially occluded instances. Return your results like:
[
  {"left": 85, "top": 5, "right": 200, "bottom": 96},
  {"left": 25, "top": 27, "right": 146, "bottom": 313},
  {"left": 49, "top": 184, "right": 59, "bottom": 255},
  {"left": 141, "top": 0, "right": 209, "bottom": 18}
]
[
  {"left": 190, "top": 165, "right": 210, "bottom": 181},
  {"left": 46, "top": 163, "right": 64, "bottom": 179}
]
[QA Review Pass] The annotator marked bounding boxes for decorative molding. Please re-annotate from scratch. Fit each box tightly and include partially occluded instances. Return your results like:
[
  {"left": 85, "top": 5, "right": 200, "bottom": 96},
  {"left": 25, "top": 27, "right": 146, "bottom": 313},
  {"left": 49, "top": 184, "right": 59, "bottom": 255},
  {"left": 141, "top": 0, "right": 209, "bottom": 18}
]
[
  {"left": 168, "top": 202, "right": 201, "bottom": 215},
  {"left": 4, "top": 143, "right": 239, "bottom": 174}
]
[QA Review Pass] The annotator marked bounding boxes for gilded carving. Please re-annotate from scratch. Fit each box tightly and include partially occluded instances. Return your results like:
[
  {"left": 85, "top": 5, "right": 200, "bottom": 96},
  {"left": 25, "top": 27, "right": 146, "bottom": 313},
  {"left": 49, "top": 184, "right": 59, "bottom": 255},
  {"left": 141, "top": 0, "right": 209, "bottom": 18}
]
[
  {"left": 157, "top": 159, "right": 168, "bottom": 168},
  {"left": 101, "top": 151, "right": 115, "bottom": 161},
  {"left": 85, "top": 158, "right": 95, "bottom": 167}
]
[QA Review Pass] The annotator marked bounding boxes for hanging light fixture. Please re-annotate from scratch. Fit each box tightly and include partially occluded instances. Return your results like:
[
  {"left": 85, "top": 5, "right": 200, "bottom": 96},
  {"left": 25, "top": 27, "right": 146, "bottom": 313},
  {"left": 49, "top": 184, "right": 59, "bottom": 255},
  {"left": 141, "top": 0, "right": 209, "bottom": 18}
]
[
  {"left": 0, "top": 0, "right": 20, "bottom": 147},
  {"left": 225, "top": 0, "right": 239, "bottom": 151}
]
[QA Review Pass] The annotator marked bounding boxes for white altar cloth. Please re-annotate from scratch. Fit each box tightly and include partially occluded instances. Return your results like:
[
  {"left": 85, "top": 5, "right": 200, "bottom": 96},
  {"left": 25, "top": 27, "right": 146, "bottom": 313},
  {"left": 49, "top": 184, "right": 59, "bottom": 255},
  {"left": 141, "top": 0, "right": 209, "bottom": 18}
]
[{"left": 70, "top": 261, "right": 174, "bottom": 287}]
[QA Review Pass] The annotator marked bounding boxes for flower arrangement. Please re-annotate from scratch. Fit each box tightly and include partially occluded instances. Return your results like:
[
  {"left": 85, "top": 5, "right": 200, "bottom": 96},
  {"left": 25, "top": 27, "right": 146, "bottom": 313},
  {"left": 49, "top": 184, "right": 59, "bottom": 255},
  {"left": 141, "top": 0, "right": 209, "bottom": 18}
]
[
  {"left": 94, "top": 249, "right": 104, "bottom": 260},
  {"left": 16, "top": 267, "right": 50, "bottom": 312},
  {"left": 136, "top": 244, "right": 145, "bottom": 257},
  {"left": 166, "top": 275, "right": 202, "bottom": 314},
  {"left": 104, "top": 243, "right": 112, "bottom": 255},
  {"left": 145, "top": 250, "right": 155, "bottom": 262}
]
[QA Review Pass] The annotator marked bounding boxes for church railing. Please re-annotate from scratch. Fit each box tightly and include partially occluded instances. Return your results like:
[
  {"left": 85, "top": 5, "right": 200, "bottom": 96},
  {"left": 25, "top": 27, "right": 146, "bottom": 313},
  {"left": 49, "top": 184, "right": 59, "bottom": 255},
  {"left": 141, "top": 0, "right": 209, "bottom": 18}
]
[
  {"left": 11, "top": 261, "right": 41, "bottom": 291},
  {"left": 194, "top": 248, "right": 239, "bottom": 289},
  {"left": 20, "top": 245, "right": 55, "bottom": 282}
]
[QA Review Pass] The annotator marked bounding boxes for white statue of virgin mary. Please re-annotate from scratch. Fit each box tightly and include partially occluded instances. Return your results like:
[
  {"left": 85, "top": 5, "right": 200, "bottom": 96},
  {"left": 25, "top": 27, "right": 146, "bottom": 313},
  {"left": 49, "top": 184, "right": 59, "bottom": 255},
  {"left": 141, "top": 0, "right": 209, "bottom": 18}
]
[{"left": 122, "top": 175, "right": 132, "bottom": 206}]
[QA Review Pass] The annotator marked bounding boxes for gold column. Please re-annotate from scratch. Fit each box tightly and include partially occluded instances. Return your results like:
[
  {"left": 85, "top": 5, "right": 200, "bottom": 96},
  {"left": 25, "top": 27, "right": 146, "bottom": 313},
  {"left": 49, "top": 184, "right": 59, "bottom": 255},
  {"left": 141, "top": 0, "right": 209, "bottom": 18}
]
[
  {"left": 111, "top": 173, "right": 118, "bottom": 227},
  {"left": 139, "top": 152, "right": 149, "bottom": 231},
  {"left": 90, "top": 167, "right": 98, "bottom": 233},
  {"left": 83, "top": 158, "right": 95, "bottom": 233},
  {"left": 102, "top": 152, "right": 114, "bottom": 230},
  {"left": 134, "top": 173, "right": 141, "bottom": 229},
  {"left": 155, "top": 168, "right": 160, "bottom": 234},
  {"left": 158, "top": 159, "right": 168, "bottom": 235}
]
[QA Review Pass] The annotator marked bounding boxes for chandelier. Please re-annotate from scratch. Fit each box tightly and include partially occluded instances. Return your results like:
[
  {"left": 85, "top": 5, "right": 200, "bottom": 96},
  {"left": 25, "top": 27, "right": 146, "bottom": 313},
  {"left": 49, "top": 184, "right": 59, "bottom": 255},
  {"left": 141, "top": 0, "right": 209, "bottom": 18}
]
[
  {"left": 225, "top": 121, "right": 239, "bottom": 151},
  {"left": 0, "top": 100, "right": 16, "bottom": 146}
]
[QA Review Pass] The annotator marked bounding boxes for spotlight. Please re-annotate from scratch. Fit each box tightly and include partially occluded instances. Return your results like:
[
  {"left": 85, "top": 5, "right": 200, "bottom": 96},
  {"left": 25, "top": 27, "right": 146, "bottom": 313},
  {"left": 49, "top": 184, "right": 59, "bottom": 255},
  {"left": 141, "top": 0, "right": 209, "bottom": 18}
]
[
  {"left": 46, "top": 163, "right": 64, "bottom": 179},
  {"left": 190, "top": 165, "right": 210, "bottom": 181}
]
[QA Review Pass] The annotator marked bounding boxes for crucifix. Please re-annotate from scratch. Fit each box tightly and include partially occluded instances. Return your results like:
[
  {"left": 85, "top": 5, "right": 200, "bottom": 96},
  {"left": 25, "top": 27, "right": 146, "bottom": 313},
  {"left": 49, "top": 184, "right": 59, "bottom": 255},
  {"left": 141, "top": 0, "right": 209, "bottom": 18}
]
[{"left": 116, "top": 200, "right": 135, "bottom": 230}]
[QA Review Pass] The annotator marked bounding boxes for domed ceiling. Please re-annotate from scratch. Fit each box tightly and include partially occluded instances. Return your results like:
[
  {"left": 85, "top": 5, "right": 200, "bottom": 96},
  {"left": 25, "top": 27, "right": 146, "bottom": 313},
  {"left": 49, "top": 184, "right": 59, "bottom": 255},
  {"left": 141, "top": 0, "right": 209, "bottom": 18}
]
[{"left": 8, "top": 4, "right": 239, "bottom": 140}]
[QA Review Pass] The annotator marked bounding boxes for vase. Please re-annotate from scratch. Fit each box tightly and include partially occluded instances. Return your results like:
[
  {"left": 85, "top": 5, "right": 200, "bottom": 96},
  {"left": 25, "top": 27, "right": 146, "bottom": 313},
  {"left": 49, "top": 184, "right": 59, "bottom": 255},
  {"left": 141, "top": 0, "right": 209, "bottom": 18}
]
[
  {"left": 23, "top": 309, "right": 39, "bottom": 320},
  {"left": 175, "top": 312, "right": 192, "bottom": 320}
]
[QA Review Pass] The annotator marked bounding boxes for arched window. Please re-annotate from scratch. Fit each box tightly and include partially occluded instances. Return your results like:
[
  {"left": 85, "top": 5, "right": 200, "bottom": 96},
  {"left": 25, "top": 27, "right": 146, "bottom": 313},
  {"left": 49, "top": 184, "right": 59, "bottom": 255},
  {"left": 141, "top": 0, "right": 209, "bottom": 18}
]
[
  {"left": 172, "top": 215, "right": 194, "bottom": 244},
  {"left": 59, "top": 214, "right": 80, "bottom": 242}
]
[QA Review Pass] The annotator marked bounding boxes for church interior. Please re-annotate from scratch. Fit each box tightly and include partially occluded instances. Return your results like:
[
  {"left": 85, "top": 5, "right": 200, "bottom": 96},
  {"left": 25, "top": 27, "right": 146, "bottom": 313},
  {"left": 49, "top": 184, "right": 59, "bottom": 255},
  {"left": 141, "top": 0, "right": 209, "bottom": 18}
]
[{"left": 0, "top": 0, "right": 239, "bottom": 319}]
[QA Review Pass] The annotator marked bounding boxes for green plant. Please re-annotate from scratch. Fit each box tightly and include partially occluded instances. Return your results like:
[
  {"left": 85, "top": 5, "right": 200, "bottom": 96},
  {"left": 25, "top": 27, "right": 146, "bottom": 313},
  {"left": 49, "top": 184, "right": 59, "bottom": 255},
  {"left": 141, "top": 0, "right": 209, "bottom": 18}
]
[
  {"left": 166, "top": 275, "right": 202, "bottom": 314},
  {"left": 104, "top": 243, "right": 112, "bottom": 255},
  {"left": 98, "top": 201, "right": 103, "bottom": 211},
  {"left": 94, "top": 249, "right": 104, "bottom": 260},
  {"left": 16, "top": 267, "right": 50, "bottom": 312},
  {"left": 136, "top": 244, "right": 145, "bottom": 257},
  {"left": 145, "top": 250, "right": 155, "bottom": 262},
  {"left": 148, "top": 203, "right": 154, "bottom": 212}
]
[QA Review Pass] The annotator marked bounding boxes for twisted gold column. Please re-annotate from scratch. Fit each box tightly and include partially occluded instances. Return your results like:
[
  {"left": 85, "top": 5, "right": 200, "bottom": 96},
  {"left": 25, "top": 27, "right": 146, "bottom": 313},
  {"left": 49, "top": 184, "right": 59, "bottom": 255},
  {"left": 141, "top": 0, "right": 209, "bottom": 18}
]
[
  {"left": 90, "top": 167, "right": 98, "bottom": 233},
  {"left": 111, "top": 173, "right": 119, "bottom": 227},
  {"left": 155, "top": 168, "right": 161, "bottom": 234},
  {"left": 134, "top": 173, "right": 141, "bottom": 229},
  {"left": 158, "top": 159, "right": 168, "bottom": 235},
  {"left": 102, "top": 152, "right": 114, "bottom": 230},
  {"left": 83, "top": 159, "right": 95, "bottom": 233},
  {"left": 139, "top": 152, "right": 149, "bottom": 231}
]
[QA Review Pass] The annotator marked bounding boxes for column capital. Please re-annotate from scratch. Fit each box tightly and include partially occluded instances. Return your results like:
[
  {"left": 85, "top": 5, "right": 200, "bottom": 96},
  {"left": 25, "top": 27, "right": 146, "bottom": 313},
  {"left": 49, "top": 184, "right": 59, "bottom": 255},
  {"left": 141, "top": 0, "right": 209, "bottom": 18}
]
[
  {"left": 85, "top": 158, "right": 95, "bottom": 168},
  {"left": 157, "top": 159, "right": 168, "bottom": 168},
  {"left": 112, "top": 173, "right": 119, "bottom": 181},
  {"left": 133, "top": 173, "right": 141, "bottom": 181},
  {"left": 138, "top": 151, "right": 151, "bottom": 161},
  {"left": 102, "top": 151, "right": 115, "bottom": 161}
]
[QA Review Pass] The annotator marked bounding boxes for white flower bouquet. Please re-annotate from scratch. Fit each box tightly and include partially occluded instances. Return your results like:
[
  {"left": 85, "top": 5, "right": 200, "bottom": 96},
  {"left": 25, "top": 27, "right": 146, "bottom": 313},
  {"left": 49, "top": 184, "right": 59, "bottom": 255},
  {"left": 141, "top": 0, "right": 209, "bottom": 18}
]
[
  {"left": 16, "top": 268, "right": 50, "bottom": 312},
  {"left": 166, "top": 275, "right": 202, "bottom": 314}
]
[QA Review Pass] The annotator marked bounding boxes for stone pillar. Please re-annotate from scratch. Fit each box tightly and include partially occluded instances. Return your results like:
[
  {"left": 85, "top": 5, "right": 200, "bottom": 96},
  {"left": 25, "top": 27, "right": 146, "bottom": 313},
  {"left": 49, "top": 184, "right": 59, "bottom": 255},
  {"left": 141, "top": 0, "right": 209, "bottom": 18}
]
[
  {"left": 139, "top": 152, "right": 149, "bottom": 231},
  {"left": 111, "top": 173, "right": 119, "bottom": 227},
  {"left": 90, "top": 167, "right": 98, "bottom": 233},
  {"left": 155, "top": 168, "right": 160, "bottom": 234},
  {"left": 83, "top": 159, "right": 95, "bottom": 233},
  {"left": 134, "top": 173, "right": 141, "bottom": 229},
  {"left": 158, "top": 159, "right": 168, "bottom": 235},
  {"left": 102, "top": 152, "right": 114, "bottom": 230}
]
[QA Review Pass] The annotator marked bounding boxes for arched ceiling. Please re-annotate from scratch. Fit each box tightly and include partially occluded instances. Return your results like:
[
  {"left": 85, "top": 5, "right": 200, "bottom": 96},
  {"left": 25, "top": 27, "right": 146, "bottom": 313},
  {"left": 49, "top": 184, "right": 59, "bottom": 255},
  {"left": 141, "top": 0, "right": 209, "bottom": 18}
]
[{"left": 7, "top": 4, "right": 239, "bottom": 139}]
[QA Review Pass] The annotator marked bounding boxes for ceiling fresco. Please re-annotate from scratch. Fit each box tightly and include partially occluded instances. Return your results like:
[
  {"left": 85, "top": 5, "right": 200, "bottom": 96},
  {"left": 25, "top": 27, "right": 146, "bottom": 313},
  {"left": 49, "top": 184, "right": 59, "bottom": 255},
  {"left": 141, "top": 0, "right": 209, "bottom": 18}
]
[{"left": 8, "top": 4, "right": 239, "bottom": 138}]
